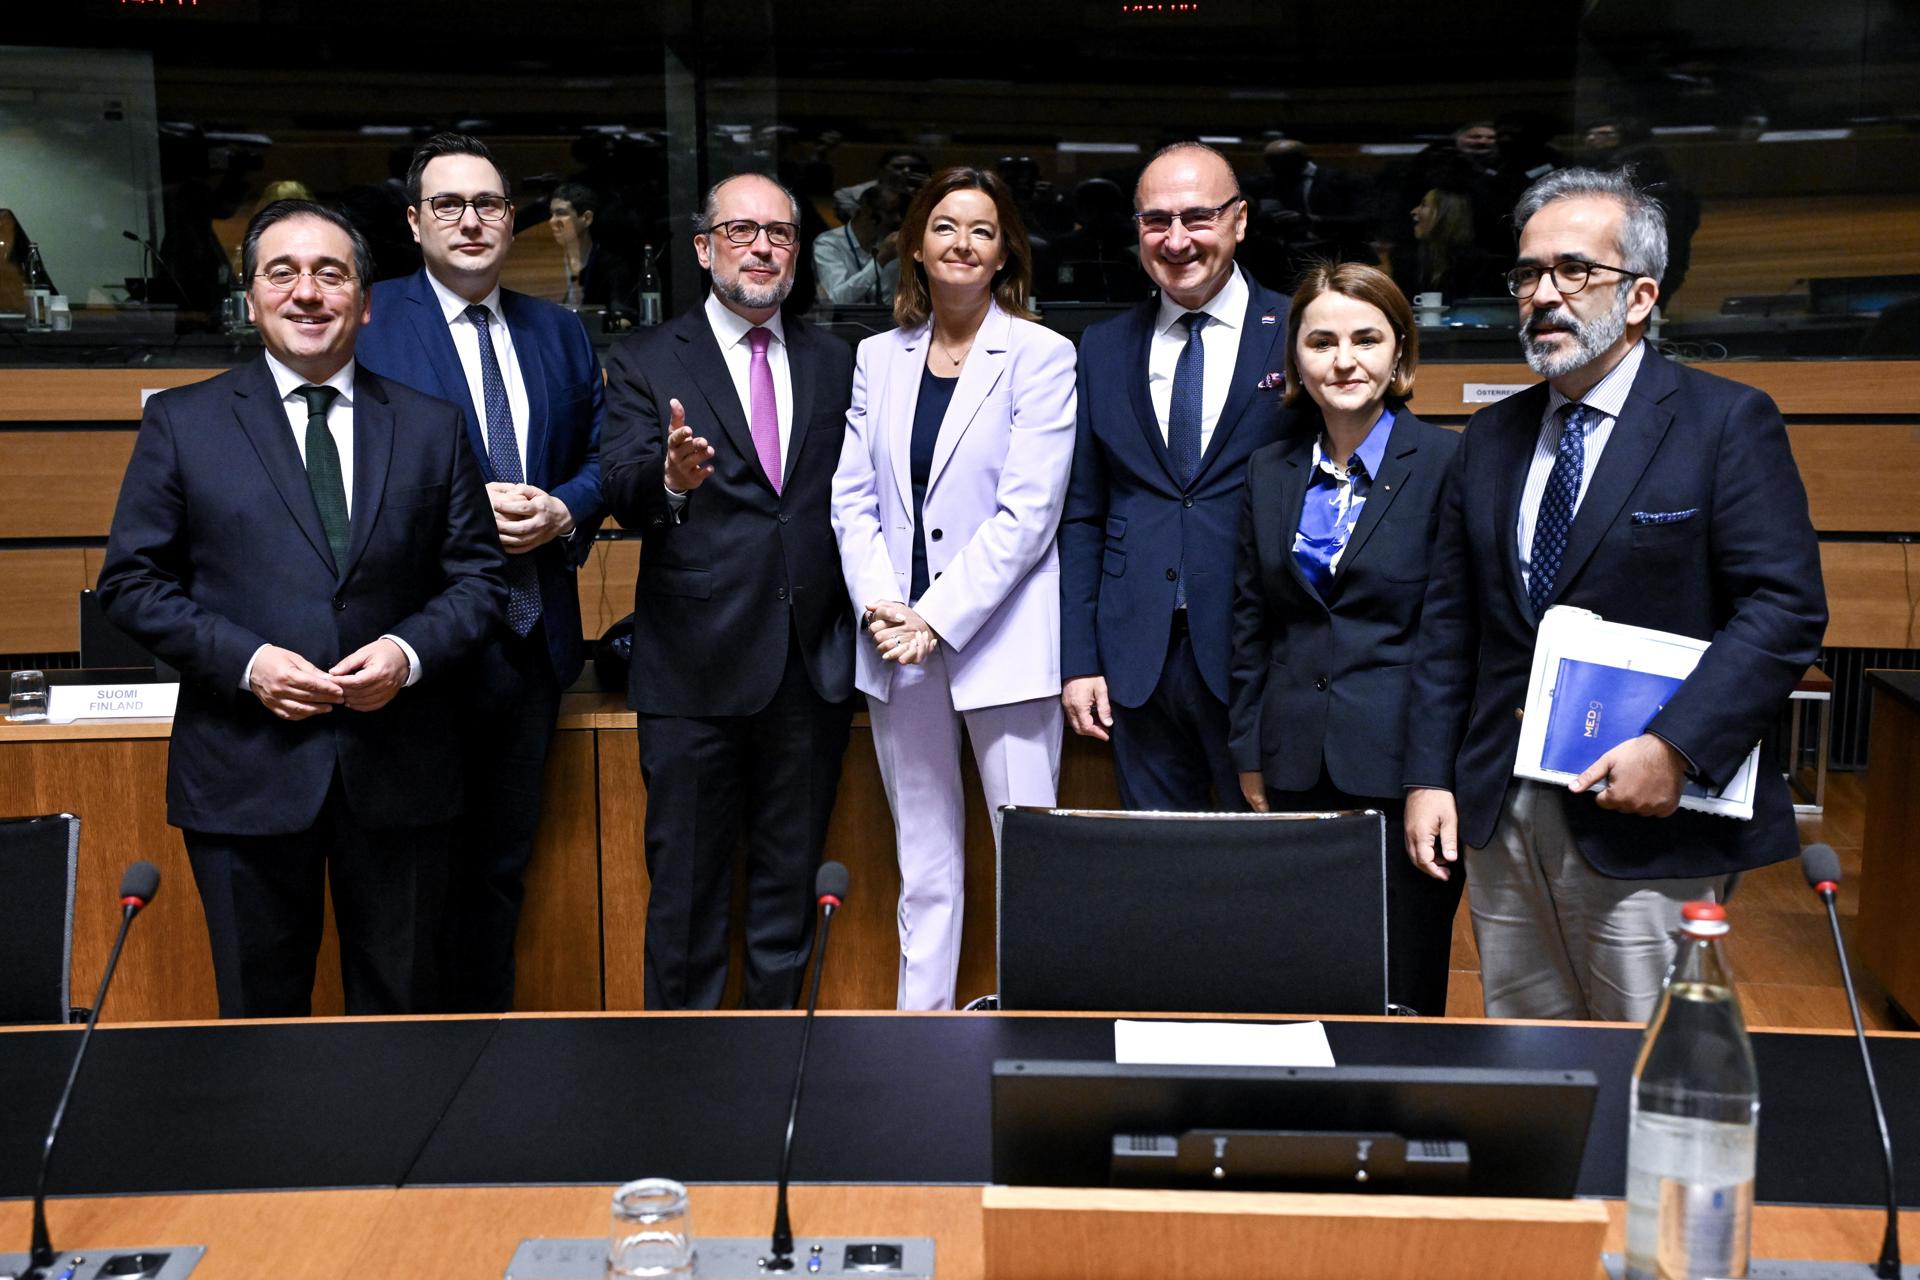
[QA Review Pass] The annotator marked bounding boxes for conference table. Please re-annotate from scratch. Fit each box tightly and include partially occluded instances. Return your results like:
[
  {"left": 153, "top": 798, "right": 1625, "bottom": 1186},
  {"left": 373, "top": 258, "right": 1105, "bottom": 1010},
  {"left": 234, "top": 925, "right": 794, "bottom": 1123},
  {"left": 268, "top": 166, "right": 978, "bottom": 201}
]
[{"left": 2, "top": 1011, "right": 1917, "bottom": 1278}]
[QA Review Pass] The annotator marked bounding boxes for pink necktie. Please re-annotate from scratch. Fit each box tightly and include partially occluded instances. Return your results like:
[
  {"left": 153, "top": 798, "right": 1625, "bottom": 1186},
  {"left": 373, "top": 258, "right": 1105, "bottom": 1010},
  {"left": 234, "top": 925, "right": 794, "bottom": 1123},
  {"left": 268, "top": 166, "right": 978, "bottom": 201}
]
[{"left": 747, "top": 326, "right": 782, "bottom": 494}]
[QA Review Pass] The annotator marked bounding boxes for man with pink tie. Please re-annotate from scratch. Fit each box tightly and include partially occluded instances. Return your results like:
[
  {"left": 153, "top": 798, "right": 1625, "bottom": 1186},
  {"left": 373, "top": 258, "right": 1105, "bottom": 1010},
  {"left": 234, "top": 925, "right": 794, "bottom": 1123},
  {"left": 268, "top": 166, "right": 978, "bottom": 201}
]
[
  {"left": 601, "top": 173, "right": 856, "bottom": 1010},
  {"left": 832, "top": 167, "right": 1077, "bottom": 1010}
]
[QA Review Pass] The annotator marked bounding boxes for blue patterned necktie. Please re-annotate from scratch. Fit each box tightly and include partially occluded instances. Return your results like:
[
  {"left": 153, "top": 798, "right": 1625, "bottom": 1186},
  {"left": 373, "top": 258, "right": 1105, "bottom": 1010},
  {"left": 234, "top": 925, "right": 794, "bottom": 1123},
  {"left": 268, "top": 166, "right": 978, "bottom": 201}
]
[
  {"left": 1168, "top": 311, "right": 1207, "bottom": 486},
  {"left": 1528, "top": 402, "right": 1593, "bottom": 618},
  {"left": 465, "top": 303, "right": 541, "bottom": 637}
]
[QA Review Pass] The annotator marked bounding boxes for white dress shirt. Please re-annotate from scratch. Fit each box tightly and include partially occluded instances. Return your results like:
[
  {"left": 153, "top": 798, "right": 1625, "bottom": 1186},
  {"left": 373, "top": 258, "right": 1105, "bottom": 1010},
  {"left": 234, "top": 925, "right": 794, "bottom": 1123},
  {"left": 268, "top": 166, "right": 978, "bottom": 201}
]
[
  {"left": 425, "top": 270, "right": 531, "bottom": 476},
  {"left": 1516, "top": 339, "right": 1647, "bottom": 595},
  {"left": 1147, "top": 263, "right": 1249, "bottom": 454},
  {"left": 243, "top": 352, "right": 420, "bottom": 689}
]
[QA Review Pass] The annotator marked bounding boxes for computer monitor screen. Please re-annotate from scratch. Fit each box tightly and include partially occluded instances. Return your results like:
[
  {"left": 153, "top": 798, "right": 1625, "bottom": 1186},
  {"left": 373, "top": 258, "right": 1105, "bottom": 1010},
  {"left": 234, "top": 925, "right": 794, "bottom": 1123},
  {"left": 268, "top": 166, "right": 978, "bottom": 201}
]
[{"left": 992, "top": 1059, "right": 1598, "bottom": 1198}]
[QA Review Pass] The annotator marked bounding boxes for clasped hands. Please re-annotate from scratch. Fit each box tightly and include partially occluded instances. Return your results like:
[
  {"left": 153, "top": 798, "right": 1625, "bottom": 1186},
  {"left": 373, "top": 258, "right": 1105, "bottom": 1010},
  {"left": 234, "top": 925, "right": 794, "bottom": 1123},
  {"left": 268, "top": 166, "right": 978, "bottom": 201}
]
[
  {"left": 249, "top": 639, "right": 408, "bottom": 720},
  {"left": 863, "top": 600, "right": 937, "bottom": 666},
  {"left": 486, "top": 481, "right": 572, "bottom": 552}
]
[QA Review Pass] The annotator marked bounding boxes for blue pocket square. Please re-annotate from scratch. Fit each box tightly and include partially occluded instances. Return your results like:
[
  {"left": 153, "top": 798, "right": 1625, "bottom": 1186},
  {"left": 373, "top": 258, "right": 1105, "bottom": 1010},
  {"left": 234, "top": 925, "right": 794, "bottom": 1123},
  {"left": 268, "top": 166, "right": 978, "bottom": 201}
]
[{"left": 1631, "top": 508, "right": 1699, "bottom": 525}]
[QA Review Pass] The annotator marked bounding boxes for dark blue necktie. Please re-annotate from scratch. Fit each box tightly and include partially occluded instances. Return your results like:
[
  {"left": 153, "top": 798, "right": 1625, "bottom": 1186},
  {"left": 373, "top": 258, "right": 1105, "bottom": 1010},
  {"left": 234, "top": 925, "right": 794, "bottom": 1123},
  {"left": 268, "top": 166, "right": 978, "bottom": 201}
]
[
  {"left": 465, "top": 303, "right": 541, "bottom": 637},
  {"left": 1168, "top": 311, "right": 1207, "bottom": 487},
  {"left": 1528, "top": 402, "right": 1593, "bottom": 618}
]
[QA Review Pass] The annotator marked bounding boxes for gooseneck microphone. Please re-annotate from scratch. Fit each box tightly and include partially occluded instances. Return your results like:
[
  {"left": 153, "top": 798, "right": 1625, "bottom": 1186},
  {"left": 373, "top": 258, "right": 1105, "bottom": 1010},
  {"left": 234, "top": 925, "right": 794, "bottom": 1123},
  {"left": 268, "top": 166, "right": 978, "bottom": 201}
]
[
  {"left": 1801, "top": 842, "right": 1902, "bottom": 1279},
  {"left": 24, "top": 861, "right": 160, "bottom": 1279},
  {"left": 120, "top": 229, "right": 191, "bottom": 308},
  {"left": 766, "top": 861, "right": 849, "bottom": 1272}
]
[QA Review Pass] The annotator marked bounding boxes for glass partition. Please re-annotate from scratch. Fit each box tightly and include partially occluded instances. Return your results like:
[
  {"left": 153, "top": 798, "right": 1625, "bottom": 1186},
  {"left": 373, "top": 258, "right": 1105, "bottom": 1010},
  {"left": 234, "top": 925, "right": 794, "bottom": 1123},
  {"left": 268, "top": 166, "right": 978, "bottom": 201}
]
[{"left": 3, "top": 0, "right": 1916, "bottom": 358}]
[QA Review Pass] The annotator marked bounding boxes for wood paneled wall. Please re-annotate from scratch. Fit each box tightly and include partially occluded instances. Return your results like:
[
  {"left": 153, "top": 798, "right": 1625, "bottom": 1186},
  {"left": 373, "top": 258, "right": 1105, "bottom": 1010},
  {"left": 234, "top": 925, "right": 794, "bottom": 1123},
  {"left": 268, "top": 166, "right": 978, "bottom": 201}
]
[{"left": 3, "top": 360, "right": 1917, "bottom": 657}]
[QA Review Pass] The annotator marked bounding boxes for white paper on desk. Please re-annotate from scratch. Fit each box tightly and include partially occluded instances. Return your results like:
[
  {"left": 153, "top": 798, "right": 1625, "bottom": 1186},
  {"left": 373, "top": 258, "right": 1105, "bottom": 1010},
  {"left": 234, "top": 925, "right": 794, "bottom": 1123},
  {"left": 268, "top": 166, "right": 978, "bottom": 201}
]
[{"left": 1114, "top": 1019, "right": 1336, "bottom": 1068}]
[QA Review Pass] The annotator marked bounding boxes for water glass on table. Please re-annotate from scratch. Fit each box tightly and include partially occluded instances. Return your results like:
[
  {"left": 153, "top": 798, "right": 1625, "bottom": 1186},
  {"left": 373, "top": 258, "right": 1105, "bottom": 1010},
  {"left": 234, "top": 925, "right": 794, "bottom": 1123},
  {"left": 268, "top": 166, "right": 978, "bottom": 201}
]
[{"left": 608, "top": 1177, "right": 695, "bottom": 1278}]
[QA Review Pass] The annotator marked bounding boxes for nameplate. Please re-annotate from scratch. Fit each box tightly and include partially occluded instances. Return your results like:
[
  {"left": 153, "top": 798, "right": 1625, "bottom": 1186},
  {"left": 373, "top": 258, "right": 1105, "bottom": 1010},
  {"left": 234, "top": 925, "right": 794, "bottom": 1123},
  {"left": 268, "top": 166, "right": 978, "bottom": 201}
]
[
  {"left": 1463, "top": 382, "right": 1532, "bottom": 405},
  {"left": 48, "top": 682, "right": 179, "bottom": 724}
]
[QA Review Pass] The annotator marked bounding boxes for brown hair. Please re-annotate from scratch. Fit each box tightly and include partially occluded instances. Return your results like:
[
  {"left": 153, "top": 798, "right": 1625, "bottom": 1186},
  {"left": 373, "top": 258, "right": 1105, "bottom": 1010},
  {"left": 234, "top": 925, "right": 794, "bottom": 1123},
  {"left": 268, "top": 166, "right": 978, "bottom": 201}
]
[
  {"left": 1282, "top": 262, "right": 1419, "bottom": 409},
  {"left": 893, "top": 166, "right": 1036, "bottom": 329}
]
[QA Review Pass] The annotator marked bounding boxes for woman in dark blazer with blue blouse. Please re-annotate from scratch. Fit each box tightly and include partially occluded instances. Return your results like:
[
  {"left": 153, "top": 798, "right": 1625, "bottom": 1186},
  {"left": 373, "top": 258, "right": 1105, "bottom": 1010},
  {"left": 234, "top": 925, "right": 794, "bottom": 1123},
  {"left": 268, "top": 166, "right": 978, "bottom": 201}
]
[{"left": 1229, "top": 262, "right": 1463, "bottom": 1016}]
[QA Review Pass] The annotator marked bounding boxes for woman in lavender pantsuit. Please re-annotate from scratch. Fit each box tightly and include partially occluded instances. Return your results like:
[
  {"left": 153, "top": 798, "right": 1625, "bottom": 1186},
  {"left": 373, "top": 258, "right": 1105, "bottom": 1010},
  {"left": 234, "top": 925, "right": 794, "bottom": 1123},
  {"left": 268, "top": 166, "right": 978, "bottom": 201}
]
[{"left": 830, "top": 167, "right": 1077, "bottom": 1010}]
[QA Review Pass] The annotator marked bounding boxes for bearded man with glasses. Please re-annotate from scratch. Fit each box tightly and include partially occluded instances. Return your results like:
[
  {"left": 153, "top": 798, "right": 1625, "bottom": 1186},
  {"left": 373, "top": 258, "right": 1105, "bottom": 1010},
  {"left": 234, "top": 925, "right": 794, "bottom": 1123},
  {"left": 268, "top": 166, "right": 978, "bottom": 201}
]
[
  {"left": 1060, "top": 141, "right": 1297, "bottom": 811},
  {"left": 1403, "top": 168, "right": 1826, "bottom": 1021},
  {"left": 600, "top": 173, "right": 857, "bottom": 1010},
  {"left": 97, "top": 199, "right": 508, "bottom": 1017}
]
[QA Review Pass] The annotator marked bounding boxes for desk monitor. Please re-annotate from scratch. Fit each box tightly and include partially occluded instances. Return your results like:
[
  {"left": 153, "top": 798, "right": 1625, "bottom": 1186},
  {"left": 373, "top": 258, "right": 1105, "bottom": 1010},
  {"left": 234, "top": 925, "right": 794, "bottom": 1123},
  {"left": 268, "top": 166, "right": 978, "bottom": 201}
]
[{"left": 991, "top": 1060, "right": 1599, "bottom": 1198}]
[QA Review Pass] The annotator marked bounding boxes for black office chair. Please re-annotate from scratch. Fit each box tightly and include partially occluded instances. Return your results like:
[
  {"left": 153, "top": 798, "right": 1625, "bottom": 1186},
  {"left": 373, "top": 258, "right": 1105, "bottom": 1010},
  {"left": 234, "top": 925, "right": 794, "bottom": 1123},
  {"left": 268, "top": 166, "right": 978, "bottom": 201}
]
[
  {"left": 996, "top": 808, "right": 1388, "bottom": 1015},
  {"left": 0, "top": 813, "right": 81, "bottom": 1025}
]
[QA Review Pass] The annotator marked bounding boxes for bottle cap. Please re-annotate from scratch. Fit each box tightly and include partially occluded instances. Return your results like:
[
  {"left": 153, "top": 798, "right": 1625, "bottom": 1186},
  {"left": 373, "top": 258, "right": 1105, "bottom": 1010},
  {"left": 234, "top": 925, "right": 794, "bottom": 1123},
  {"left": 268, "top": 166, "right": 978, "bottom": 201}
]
[{"left": 1680, "top": 900, "right": 1729, "bottom": 936}]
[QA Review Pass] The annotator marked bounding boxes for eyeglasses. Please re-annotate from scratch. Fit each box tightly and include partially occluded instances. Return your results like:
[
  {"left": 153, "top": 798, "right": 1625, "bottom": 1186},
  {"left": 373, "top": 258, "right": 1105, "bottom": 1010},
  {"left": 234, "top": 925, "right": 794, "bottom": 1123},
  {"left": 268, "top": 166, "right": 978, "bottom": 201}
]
[
  {"left": 701, "top": 219, "right": 799, "bottom": 248},
  {"left": 254, "top": 266, "right": 357, "bottom": 293},
  {"left": 1505, "top": 259, "right": 1640, "bottom": 300},
  {"left": 421, "top": 194, "right": 513, "bottom": 222},
  {"left": 1132, "top": 196, "right": 1244, "bottom": 236}
]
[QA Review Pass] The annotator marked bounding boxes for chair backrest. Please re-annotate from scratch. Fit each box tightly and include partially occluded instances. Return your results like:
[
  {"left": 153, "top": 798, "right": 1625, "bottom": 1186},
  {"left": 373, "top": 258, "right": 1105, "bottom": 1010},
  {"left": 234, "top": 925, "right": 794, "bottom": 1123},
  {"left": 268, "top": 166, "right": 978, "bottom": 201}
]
[
  {"left": 0, "top": 813, "right": 80, "bottom": 1024},
  {"left": 997, "top": 808, "right": 1386, "bottom": 1014}
]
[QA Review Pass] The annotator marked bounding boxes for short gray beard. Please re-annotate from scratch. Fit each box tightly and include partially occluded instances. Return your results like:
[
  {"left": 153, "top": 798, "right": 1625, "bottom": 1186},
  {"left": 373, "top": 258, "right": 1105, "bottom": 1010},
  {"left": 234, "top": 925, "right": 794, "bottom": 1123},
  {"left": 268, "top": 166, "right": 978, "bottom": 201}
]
[
  {"left": 1521, "top": 281, "right": 1632, "bottom": 378},
  {"left": 714, "top": 264, "right": 794, "bottom": 312}
]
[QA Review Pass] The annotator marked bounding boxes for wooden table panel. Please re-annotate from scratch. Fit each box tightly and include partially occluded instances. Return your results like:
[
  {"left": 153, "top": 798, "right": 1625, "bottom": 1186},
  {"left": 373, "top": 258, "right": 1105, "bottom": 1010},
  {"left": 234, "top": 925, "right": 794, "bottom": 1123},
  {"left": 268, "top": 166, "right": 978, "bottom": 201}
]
[
  {"left": 1859, "top": 685, "right": 1920, "bottom": 1020},
  {"left": 0, "top": 547, "right": 89, "bottom": 652},
  {"left": 0, "top": 736, "right": 218, "bottom": 1021},
  {"left": 0, "top": 430, "right": 136, "bottom": 537},
  {"left": 0, "top": 1187, "right": 1909, "bottom": 1280},
  {"left": 597, "top": 726, "right": 650, "bottom": 1011},
  {"left": 1820, "top": 543, "right": 1917, "bottom": 649},
  {"left": 513, "top": 726, "right": 605, "bottom": 1011}
]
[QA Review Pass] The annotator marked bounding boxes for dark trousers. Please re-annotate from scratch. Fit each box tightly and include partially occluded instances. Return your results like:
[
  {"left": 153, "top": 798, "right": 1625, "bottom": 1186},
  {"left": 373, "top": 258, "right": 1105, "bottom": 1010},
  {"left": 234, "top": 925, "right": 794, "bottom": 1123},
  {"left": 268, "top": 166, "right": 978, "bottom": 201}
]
[
  {"left": 184, "top": 776, "right": 450, "bottom": 1019},
  {"left": 444, "top": 621, "right": 563, "bottom": 1013},
  {"left": 1110, "top": 611, "right": 1246, "bottom": 812},
  {"left": 1264, "top": 767, "right": 1466, "bottom": 1017},
  {"left": 636, "top": 636, "right": 852, "bottom": 1010}
]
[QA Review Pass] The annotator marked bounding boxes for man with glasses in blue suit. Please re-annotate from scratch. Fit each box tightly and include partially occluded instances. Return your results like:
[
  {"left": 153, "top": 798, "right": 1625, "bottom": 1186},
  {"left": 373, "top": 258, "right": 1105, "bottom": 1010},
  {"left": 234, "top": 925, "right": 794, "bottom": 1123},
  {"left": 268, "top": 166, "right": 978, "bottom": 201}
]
[
  {"left": 1060, "top": 141, "right": 1295, "bottom": 810},
  {"left": 357, "top": 132, "right": 605, "bottom": 1013}
]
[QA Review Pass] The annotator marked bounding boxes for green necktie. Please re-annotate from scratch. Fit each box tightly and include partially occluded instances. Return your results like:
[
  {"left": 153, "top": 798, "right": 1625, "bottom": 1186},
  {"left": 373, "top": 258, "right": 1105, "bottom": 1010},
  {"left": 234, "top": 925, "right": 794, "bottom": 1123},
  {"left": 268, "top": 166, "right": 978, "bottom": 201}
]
[{"left": 298, "top": 383, "right": 349, "bottom": 567}]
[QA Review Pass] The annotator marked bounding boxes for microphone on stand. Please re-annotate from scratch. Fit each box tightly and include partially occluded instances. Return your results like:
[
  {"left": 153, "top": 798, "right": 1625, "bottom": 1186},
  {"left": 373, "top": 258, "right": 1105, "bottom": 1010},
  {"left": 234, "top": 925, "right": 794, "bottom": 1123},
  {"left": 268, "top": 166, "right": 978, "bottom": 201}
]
[
  {"left": 120, "top": 230, "right": 191, "bottom": 307},
  {"left": 1800, "top": 842, "right": 1902, "bottom": 1280},
  {"left": 23, "top": 861, "right": 160, "bottom": 1279},
  {"left": 765, "top": 861, "right": 849, "bottom": 1273}
]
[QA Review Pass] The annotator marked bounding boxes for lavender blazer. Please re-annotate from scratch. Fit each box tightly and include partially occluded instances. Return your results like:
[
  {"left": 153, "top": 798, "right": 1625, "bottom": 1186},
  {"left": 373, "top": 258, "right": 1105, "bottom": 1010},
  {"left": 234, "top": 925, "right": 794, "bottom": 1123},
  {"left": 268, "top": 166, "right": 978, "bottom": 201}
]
[{"left": 831, "top": 303, "right": 1077, "bottom": 711}]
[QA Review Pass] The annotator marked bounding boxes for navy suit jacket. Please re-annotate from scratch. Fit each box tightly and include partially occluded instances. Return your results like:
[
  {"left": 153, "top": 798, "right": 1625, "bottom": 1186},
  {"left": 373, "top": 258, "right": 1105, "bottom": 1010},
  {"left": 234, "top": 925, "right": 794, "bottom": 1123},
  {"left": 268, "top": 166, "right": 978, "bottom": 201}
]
[
  {"left": 600, "top": 303, "right": 855, "bottom": 717},
  {"left": 1404, "top": 345, "right": 1827, "bottom": 879},
  {"left": 1060, "top": 274, "right": 1295, "bottom": 707},
  {"left": 356, "top": 269, "right": 605, "bottom": 685},
  {"left": 97, "top": 358, "right": 508, "bottom": 836},
  {"left": 1229, "top": 412, "right": 1459, "bottom": 798}
]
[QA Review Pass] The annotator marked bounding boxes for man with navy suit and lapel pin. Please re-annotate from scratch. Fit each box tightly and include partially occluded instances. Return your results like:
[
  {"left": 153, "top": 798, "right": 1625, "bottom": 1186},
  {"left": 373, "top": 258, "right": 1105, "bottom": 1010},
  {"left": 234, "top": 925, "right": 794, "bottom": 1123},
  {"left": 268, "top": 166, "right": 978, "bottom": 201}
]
[
  {"left": 1403, "top": 168, "right": 1826, "bottom": 1021},
  {"left": 1060, "top": 142, "right": 1295, "bottom": 810},
  {"left": 356, "top": 133, "right": 606, "bottom": 1013},
  {"left": 98, "top": 200, "right": 508, "bottom": 1017},
  {"left": 600, "top": 173, "right": 856, "bottom": 1010}
]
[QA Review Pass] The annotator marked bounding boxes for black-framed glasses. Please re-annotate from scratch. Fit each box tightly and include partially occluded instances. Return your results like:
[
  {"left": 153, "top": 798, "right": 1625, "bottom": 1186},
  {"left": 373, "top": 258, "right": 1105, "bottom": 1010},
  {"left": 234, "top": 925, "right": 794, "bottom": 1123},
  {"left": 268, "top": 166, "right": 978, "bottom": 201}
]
[
  {"left": 1505, "top": 259, "right": 1640, "bottom": 300},
  {"left": 700, "top": 219, "right": 799, "bottom": 248},
  {"left": 254, "top": 266, "right": 357, "bottom": 293},
  {"left": 1132, "top": 196, "right": 1244, "bottom": 235},
  {"left": 421, "top": 194, "right": 513, "bottom": 222}
]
